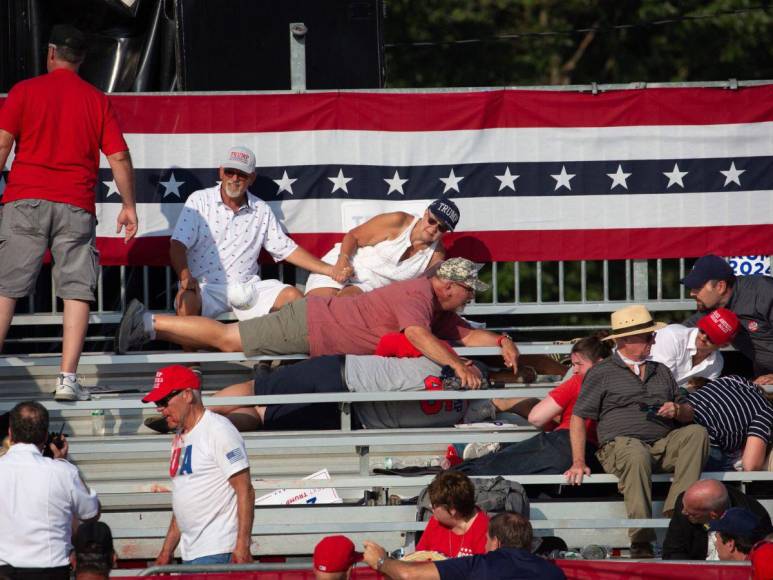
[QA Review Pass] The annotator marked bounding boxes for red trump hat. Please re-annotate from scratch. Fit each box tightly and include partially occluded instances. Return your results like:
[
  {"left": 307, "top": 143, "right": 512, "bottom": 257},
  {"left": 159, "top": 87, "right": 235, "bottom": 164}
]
[
  {"left": 313, "top": 535, "right": 363, "bottom": 573},
  {"left": 697, "top": 308, "right": 740, "bottom": 346},
  {"left": 142, "top": 365, "right": 201, "bottom": 403}
]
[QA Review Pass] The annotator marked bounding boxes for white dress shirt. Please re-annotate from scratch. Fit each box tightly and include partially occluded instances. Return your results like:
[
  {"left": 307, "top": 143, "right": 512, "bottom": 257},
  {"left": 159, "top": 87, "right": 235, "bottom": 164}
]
[
  {"left": 0, "top": 443, "right": 99, "bottom": 567},
  {"left": 650, "top": 324, "right": 723, "bottom": 387},
  {"left": 171, "top": 185, "right": 298, "bottom": 285}
]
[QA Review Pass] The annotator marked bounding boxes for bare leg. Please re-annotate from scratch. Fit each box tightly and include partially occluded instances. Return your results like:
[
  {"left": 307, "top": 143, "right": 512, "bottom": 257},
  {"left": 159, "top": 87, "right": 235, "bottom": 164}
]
[
  {"left": 208, "top": 380, "right": 263, "bottom": 431},
  {"left": 61, "top": 299, "right": 89, "bottom": 374},
  {"left": 336, "top": 285, "right": 363, "bottom": 297},
  {"left": 270, "top": 286, "right": 303, "bottom": 312},
  {"left": 154, "top": 314, "right": 243, "bottom": 351},
  {"left": 175, "top": 289, "right": 203, "bottom": 352},
  {"left": 305, "top": 287, "right": 339, "bottom": 298},
  {"left": 0, "top": 296, "right": 16, "bottom": 352}
]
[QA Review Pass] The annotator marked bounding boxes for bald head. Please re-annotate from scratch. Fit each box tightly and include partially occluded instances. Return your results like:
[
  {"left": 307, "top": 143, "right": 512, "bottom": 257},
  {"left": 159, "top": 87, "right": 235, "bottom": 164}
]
[{"left": 682, "top": 480, "right": 730, "bottom": 524}]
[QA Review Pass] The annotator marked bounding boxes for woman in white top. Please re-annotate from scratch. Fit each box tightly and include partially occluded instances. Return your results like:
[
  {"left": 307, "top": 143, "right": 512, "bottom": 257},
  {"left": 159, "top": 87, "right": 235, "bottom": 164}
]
[
  {"left": 650, "top": 308, "right": 740, "bottom": 387},
  {"left": 305, "top": 198, "right": 459, "bottom": 297}
]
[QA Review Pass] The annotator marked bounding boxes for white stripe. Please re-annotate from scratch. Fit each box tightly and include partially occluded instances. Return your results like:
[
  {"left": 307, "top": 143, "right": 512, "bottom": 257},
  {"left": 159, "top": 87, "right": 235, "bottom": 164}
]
[
  {"left": 114, "top": 122, "right": 773, "bottom": 169},
  {"left": 95, "top": 190, "right": 773, "bottom": 238}
]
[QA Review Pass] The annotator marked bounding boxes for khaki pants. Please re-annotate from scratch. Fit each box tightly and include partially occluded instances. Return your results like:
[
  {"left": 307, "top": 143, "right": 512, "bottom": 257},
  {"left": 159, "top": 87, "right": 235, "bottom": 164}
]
[{"left": 597, "top": 424, "right": 708, "bottom": 544}]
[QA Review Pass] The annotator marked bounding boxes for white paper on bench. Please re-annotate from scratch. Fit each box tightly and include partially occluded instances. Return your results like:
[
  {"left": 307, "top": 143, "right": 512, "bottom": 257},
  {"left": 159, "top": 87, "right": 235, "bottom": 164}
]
[{"left": 255, "top": 469, "right": 342, "bottom": 506}]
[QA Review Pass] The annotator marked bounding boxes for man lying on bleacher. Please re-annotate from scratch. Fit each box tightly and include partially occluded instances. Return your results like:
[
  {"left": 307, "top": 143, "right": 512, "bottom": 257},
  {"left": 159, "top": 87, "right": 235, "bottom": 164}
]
[
  {"left": 564, "top": 304, "right": 709, "bottom": 559},
  {"left": 117, "top": 258, "right": 519, "bottom": 388},
  {"left": 144, "top": 333, "right": 525, "bottom": 433}
]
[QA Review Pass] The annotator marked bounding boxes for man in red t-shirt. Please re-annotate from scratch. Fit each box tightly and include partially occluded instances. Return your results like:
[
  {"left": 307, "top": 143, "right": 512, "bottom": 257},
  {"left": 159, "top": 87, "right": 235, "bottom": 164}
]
[
  {"left": 117, "top": 258, "right": 520, "bottom": 388},
  {"left": 0, "top": 25, "right": 137, "bottom": 401}
]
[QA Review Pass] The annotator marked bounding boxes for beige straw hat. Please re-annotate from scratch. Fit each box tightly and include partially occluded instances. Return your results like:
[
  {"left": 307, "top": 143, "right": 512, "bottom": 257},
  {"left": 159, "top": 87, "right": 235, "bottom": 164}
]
[{"left": 603, "top": 304, "right": 666, "bottom": 340}]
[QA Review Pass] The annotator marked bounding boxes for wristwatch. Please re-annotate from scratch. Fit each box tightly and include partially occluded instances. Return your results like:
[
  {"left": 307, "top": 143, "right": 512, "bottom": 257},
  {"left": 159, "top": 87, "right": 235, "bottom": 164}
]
[{"left": 376, "top": 555, "right": 388, "bottom": 570}]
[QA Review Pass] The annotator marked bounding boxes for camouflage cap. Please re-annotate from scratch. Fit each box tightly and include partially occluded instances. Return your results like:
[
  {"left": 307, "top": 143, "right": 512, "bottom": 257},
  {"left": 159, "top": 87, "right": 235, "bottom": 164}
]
[{"left": 436, "top": 258, "right": 489, "bottom": 292}]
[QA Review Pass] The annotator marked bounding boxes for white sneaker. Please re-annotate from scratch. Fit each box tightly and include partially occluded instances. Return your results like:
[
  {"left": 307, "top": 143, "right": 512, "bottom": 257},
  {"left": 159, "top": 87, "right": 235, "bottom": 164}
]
[
  {"left": 54, "top": 375, "right": 91, "bottom": 401},
  {"left": 462, "top": 442, "right": 500, "bottom": 461}
]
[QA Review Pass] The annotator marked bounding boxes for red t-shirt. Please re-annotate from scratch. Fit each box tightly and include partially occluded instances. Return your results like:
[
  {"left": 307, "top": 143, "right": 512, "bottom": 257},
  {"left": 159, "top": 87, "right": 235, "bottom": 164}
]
[
  {"left": 549, "top": 373, "right": 598, "bottom": 445},
  {"left": 0, "top": 68, "right": 128, "bottom": 213},
  {"left": 306, "top": 277, "right": 471, "bottom": 357},
  {"left": 416, "top": 510, "right": 489, "bottom": 557}
]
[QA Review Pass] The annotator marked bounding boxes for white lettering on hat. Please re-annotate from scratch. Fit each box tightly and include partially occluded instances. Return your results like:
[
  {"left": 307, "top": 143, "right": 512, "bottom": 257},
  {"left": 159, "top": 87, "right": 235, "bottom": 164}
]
[
  {"left": 435, "top": 202, "right": 459, "bottom": 223},
  {"left": 153, "top": 371, "right": 164, "bottom": 390}
]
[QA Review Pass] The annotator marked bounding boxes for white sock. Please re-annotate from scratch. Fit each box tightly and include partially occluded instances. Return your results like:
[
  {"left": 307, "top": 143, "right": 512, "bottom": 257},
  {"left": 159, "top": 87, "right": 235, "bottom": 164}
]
[
  {"left": 142, "top": 312, "right": 157, "bottom": 340},
  {"left": 61, "top": 372, "right": 77, "bottom": 383}
]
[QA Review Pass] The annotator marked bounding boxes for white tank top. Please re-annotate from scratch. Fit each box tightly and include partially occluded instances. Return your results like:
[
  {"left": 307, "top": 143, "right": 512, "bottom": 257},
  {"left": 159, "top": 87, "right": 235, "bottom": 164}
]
[{"left": 305, "top": 215, "right": 439, "bottom": 293}]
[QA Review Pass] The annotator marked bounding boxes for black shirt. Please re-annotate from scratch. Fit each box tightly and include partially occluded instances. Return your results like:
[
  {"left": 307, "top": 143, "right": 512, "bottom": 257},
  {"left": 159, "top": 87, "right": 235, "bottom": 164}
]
[
  {"left": 662, "top": 485, "right": 772, "bottom": 560},
  {"left": 435, "top": 548, "right": 566, "bottom": 580}
]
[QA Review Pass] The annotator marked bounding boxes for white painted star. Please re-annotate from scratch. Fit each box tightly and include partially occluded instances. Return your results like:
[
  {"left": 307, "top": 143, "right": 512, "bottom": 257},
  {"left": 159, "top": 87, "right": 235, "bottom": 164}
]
[
  {"left": 273, "top": 170, "right": 298, "bottom": 195},
  {"left": 550, "top": 165, "right": 575, "bottom": 191},
  {"left": 102, "top": 179, "right": 120, "bottom": 198},
  {"left": 439, "top": 168, "right": 464, "bottom": 193},
  {"left": 720, "top": 161, "right": 745, "bottom": 187},
  {"left": 607, "top": 164, "right": 632, "bottom": 190},
  {"left": 494, "top": 166, "right": 519, "bottom": 191},
  {"left": 159, "top": 172, "right": 185, "bottom": 198},
  {"left": 328, "top": 168, "right": 353, "bottom": 194},
  {"left": 663, "top": 163, "right": 688, "bottom": 188},
  {"left": 0, "top": 175, "right": 5, "bottom": 199},
  {"left": 383, "top": 170, "right": 408, "bottom": 195}
]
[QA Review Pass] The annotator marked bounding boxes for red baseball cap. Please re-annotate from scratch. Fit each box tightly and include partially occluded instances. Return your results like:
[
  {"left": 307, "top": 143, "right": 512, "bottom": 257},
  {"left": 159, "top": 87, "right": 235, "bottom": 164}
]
[
  {"left": 313, "top": 535, "right": 363, "bottom": 573},
  {"left": 142, "top": 365, "right": 201, "bottom": 403},
  {"left": 697, "top": 307, "right": 740, "bottom": 346},
  {"left": 375, "top": 332, "right": 454, "bottom": 358}
]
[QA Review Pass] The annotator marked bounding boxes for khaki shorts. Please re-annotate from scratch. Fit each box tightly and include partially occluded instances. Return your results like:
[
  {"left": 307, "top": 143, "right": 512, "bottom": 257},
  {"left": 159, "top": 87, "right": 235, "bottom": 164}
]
[
  {"left": 238, "top": 298, "right": 310, "bottom": 356},
  {"left": 0, "top": 199, "right": 98, "bottom": 301}
]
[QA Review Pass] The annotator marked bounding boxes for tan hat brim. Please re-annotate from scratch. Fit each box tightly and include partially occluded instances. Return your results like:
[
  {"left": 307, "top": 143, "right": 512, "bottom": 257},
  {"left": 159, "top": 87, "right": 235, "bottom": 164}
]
[{"left": 602, "top": 321, "right": 666, "bottom": 340}]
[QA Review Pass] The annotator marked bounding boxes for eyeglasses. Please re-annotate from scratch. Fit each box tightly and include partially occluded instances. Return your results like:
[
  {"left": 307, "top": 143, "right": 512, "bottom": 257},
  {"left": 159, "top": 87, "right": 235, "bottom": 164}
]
[
  {"left": 223, "top": 168, "right": 250, "bottom": 180},
  {"left": 155, "top": 390, "right": 184, "bottom": 409},
  {"left": 454, "top": 282, "right": 475, "bottom": 296},
  {"left": 426, "top": 214, "right": 451, "bottom": 233}
]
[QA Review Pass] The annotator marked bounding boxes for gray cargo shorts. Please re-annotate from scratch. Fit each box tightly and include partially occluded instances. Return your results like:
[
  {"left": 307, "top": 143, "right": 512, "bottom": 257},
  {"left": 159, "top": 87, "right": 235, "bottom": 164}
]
[
  {"left": 0, "top": 199, "right": 98, "bottom": 301},
  {"left": 238, "top": 298, "right": 310, "bottom": 356}
]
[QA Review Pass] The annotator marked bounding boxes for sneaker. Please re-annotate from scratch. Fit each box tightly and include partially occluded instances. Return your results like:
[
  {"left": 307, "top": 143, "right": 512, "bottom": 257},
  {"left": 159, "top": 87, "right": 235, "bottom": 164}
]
[
  {"left": 629, "top": 542, "right": 655, "bottom": 559},
  {"left": 115, "top": 299, "right": 151, "bottom": 354},
  {"left": 462, "top": 441, "right": 500, "bottom": 461},
  {"left": 54, "top": 375, "right": 91, "bottom": 401},
  {"left": 144, "top": 414, "right": 171, "bottom": 434}
]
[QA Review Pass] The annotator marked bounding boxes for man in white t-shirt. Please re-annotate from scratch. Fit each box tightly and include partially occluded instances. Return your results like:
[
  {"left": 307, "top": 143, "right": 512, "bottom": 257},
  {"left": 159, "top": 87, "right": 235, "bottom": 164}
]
[
  {"left": 170, "top": 146, "right": 350, "bottom": 323},
  {"left": 0, "top": 401, "right": 100, "bottom": 579},
  {"left": 142, "top": 365, "right": 255, "bottom": 565}
]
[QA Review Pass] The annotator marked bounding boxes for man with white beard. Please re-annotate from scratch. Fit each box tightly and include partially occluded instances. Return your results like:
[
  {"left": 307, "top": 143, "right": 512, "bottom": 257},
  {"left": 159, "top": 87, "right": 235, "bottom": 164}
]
[{"left": 170, "top": 146, "right": 348, "bottom": 326}]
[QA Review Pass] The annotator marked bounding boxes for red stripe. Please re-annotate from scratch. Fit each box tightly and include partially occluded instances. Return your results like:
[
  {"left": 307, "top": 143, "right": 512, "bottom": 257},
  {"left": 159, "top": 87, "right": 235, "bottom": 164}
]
[
  {"left": 4, "top": 85, "right": 767, "bottom": 134},
  {"left": 97, "top": 224, "right": 773, "bottom": 266}
]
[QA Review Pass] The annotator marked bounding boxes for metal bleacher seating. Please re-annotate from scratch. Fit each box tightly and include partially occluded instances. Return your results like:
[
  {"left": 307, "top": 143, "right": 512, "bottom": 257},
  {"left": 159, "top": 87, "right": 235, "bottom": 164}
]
[{"left": 3, "top": 343, "right": 772, "bottom": 562}]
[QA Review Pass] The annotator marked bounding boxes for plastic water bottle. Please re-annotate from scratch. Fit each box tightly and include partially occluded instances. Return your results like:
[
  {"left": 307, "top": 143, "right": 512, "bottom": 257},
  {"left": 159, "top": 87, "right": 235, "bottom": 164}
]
[
  {"left": 91, "top": 410, "right": 105, "bottom": 436},
  {"left": 580, "top": 544, "right": 609, "bottom": 560}
]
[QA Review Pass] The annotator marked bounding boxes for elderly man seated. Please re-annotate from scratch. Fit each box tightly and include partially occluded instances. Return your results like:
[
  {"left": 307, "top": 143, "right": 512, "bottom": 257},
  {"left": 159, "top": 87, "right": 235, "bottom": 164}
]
[
  {"left": 170, "top": 146, "right": 348, "bottom": 326},
  {"left": 117, "top": 258, "right": 519, "bottom": 388},
  {"left": 663, "top": 479, "right": 771, "bottom": 560},
  {"left": 564, "top": 304, "right": 709, "bottom": 559}
]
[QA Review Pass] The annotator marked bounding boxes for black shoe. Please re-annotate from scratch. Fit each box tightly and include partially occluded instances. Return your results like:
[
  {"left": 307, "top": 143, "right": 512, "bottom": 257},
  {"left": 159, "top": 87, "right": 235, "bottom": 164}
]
[
  {"left": 115, "top": 299, "right": 151, "bottom": 354},
  {"left": 629, "top": 542, "right": 655, "bottom": 559},
  {"left": 144, "top": 414, "right": 171, "bottom": 434}
]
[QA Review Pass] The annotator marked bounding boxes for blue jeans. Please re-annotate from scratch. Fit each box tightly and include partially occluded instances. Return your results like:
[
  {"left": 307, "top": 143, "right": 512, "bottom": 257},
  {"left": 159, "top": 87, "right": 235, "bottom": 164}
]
[
  {"left": 183, "top": 553, "right": 231, "bottom": 565},
  {"left": 704, "top": 446, "right": 740, "bottom": 471}
]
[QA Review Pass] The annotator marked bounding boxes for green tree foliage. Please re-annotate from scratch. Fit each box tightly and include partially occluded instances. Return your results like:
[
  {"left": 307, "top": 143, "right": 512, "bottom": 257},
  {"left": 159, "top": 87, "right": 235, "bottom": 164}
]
[{"left": 384, "top": 1, "right": 773, "bottom": 87}]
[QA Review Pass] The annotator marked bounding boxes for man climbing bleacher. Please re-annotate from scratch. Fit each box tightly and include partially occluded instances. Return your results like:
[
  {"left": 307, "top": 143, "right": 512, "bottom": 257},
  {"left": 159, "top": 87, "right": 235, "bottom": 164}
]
[
  {"left": 117, "top": 257, "right": 519, "bottom": 388},
  {"left": 564, "top": 304, "right": 709, "bottom": 558}
]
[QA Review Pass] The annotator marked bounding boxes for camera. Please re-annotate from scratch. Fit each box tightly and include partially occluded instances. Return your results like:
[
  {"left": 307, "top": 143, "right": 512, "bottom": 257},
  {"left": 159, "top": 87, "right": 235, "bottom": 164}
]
[{"left": 42, "top": 424, "right": 66, "bottom": 458}]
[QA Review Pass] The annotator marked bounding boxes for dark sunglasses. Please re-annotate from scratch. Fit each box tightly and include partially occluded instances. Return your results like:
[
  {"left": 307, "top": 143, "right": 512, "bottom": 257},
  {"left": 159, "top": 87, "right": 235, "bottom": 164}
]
[
  {"left": 426, "top": 214, "right": 451, "bottom": 233},
  {"left": 223, "top": 168, "right": 250, "bottom": 179},
  {"left": 155, "top": 390, "right": 185, "bottom": 409}
]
